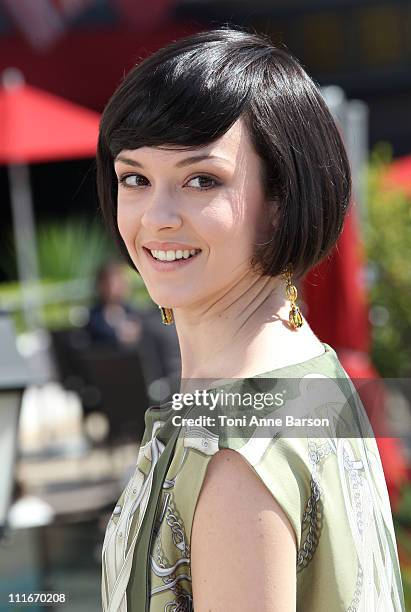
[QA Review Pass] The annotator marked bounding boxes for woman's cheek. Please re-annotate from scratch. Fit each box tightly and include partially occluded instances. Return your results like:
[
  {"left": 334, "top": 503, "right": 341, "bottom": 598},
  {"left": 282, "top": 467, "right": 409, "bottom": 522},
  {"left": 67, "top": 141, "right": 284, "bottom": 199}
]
[
  {"left": 117, "top": 199, "right": 136, "bottom": 235},
  {"left": 117, "top": 204, "right": 140, "bottom": 258},
  {"left": 198, "top": 200, "right": 236, "bottom": 240}
]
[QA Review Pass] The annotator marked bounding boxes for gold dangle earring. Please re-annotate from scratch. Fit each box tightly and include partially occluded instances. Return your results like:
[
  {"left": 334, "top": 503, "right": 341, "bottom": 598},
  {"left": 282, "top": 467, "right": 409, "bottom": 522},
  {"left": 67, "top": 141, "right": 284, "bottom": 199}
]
[
  {"left": 283, "top": 265, "right": 303, "bottom": 330},
  {"left": 158, "top": 306, "right": 174, "bottom": 325}
]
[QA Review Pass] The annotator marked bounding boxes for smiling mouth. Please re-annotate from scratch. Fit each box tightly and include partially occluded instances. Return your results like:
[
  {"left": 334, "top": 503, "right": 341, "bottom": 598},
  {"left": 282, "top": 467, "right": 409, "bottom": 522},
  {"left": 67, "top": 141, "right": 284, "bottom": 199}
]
[{"left": 143, "top": 247, "right": 202, "bottom": 262}]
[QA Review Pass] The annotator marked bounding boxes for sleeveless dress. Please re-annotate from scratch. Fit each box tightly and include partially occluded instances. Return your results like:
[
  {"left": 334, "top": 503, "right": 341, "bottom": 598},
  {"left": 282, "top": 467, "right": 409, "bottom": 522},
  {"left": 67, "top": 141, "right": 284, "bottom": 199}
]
[{"left": 101, "top": 342, "right": 406, "bottom": 612}]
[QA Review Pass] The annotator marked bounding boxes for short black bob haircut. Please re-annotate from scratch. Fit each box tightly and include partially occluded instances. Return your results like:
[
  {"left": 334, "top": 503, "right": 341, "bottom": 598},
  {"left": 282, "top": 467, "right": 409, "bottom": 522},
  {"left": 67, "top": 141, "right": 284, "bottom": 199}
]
[{"left": 96, "top": 25, "right": 351, "bottom": 281}]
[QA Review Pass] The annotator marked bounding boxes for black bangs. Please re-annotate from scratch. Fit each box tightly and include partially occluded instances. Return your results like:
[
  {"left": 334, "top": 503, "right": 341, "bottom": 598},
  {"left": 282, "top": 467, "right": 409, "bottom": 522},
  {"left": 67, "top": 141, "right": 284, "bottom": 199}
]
[{"left": 101, "top": 31, "right": 270, "bottom": 158}]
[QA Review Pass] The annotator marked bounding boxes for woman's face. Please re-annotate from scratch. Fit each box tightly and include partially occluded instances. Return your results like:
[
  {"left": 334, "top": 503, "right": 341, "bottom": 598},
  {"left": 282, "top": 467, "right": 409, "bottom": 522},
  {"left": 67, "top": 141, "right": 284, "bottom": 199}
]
[{"left": 114, "top": 117, "right": 272, "bottom": 311}]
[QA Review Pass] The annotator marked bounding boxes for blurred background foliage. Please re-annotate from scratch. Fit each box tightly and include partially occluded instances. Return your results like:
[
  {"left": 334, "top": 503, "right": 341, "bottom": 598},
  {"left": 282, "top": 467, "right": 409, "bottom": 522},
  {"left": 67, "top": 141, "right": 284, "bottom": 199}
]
[
  {"left": 364, "top": 143, "right": 411, "bottom": 605},
  {"left": 365, "top": 143, "right": 411, "bottom": 378},
  {"left": 0, "top": 216, "right": 116, "bottom": 282},
  {"left": 36, "top": 217, "right": 116, "bottom": 282},
  {"left": 0, "top": 216, "right": 151, "bottom": 332}
]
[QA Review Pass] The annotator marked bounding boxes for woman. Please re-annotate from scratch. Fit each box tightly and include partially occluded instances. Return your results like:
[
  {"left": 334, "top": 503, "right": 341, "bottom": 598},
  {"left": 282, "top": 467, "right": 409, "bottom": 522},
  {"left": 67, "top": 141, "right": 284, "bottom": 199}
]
[{"left": 97, "top": 26, "right": 405, "bottom": 612}]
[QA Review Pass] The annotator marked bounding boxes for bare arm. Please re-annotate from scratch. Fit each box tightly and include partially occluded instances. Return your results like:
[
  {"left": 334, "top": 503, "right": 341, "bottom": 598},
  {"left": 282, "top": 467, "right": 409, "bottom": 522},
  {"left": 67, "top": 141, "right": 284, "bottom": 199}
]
[{"left": 191, "top": 448, "right": 297, "bottom": 611}]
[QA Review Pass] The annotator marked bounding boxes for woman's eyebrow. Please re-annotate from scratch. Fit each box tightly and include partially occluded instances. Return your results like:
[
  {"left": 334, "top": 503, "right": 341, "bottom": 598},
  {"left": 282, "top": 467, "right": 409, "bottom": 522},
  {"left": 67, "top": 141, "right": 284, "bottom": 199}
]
[{"left": 114, "top": 154, "right": 231, "bottom": 168}]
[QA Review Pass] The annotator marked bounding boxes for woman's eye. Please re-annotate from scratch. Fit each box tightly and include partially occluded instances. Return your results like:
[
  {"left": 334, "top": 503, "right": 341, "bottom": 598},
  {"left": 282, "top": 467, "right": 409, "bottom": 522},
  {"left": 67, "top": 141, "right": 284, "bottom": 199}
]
[
  {"left": 186, "top": 175, "right": 219, "bottom": 190},
  {"left": 118, "top": 174, "right": 148, "bottom": 188},
  {"left": 117, "top": 173, "right": 220, "bottom": 191}
]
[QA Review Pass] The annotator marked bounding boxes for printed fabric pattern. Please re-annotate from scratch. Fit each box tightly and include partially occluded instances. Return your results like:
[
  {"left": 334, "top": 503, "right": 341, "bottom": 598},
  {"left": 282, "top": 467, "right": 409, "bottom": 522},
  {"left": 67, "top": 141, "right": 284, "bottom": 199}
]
[{"left": 101, "top": 343, "right": 405, "bottom": 612}]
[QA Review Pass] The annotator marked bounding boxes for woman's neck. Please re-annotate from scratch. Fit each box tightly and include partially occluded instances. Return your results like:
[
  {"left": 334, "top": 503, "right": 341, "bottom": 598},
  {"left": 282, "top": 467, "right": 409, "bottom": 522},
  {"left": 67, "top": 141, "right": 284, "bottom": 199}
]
[{"left": 173, "top": 272, "right": 321, "bottom": 382}]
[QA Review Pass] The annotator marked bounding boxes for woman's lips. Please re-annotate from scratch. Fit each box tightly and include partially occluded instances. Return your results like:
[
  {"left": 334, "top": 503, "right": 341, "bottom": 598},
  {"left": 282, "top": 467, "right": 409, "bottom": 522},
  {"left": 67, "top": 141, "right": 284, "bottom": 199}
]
[{"left": 143, "top": 247, "right": 201, "bottom": 271}]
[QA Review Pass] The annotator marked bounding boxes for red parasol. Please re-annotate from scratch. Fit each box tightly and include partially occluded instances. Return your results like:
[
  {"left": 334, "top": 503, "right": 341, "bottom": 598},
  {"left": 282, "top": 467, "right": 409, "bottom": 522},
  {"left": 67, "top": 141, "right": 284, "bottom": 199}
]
[
  {"left": 0, "top": 68, "right": 100, "bottom": 328},
  {"left": 0, "top": 75, "right": 100, "bottom": 164},
  {"left": 302, "top": 203, "right": 370, "bottom": 353}
]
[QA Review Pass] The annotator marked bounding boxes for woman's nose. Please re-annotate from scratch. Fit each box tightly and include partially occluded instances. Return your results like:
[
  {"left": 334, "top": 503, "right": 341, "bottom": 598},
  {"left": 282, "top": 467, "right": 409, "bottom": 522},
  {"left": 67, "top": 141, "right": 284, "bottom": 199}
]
[{"left": 140, "top": 190, "right": 183, "bottom": 231}]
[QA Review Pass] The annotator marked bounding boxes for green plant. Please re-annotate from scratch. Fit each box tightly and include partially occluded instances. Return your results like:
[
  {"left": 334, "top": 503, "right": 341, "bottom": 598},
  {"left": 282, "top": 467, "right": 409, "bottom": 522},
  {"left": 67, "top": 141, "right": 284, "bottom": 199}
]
[
  {"left": 0, "top": 215, "right": 153, "bottom": 333},
  {"left": 364, "top": 143, "right": 411, "bottom": 377},
  {"left": 36, "top": 216, "right": 117, "bottom": 281},
  {"left": 366, "top": 145, "right": 411, "bottom": 604}
]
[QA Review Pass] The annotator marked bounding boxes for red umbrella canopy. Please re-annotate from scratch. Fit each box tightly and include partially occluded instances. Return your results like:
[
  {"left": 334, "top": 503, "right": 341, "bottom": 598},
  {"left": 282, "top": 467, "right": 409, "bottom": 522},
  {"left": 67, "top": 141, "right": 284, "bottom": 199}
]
[
  {"left": 383, "top": 153, "right": 411, "bottom": 196},
  {"left": 302, "top": 203, "right": 371, "bottom": 353},
  {"left": 0, "top": 70, "right": 100, "bottom": 164}
]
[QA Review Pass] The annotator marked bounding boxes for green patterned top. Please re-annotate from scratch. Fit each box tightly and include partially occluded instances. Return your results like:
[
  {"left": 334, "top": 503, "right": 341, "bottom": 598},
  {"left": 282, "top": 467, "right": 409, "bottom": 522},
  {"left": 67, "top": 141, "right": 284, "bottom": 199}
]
[{"left": 101, "top": 342, "right": 405, "bottom": 611}]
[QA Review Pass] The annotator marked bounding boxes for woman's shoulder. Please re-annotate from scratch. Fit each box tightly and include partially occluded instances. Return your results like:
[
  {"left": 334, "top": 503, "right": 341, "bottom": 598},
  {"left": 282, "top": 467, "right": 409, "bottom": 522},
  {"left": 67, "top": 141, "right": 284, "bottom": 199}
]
[{"left": 190, "top": 445, "right": 297, "bottom": 611}]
